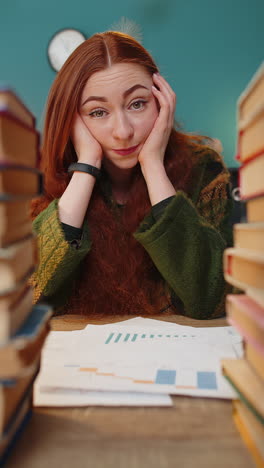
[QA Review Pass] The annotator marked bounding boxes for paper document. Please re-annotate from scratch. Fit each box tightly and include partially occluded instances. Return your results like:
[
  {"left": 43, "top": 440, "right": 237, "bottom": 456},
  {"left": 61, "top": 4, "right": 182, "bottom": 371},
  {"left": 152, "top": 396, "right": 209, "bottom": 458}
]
[
  {"left": 34, "top": 386, "right": 172, "bottom": 407},
  {"left": 35, "top": 317, "right": 243, "bottom": 403}
]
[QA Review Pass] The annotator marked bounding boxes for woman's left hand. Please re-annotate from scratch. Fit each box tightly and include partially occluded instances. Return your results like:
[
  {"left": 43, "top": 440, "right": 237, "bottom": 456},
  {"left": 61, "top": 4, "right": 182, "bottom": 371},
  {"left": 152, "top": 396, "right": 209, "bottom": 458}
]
[{"left": 138, "top": 73, "right": 176, "bottom": 169}]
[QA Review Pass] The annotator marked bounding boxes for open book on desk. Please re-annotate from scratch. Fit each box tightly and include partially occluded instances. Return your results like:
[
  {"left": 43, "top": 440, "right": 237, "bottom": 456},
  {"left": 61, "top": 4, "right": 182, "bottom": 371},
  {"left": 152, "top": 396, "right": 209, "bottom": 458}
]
[{"left": 34, "top": 317, "right": 243, "bottom": 406}]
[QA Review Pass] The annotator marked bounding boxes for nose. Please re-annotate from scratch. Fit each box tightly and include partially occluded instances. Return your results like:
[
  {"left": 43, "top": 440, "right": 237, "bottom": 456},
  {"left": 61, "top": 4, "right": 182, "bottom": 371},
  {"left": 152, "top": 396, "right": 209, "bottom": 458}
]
[{"left": 112, "top": 111, "right": 134, "bottom": 141}]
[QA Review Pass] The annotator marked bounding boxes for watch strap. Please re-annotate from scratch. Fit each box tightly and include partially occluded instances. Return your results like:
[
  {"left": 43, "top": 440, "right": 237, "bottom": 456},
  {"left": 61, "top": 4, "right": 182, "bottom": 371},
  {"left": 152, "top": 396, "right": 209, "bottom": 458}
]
[{"left": 68, "top": 162, "right": 101, "bottom": 180}]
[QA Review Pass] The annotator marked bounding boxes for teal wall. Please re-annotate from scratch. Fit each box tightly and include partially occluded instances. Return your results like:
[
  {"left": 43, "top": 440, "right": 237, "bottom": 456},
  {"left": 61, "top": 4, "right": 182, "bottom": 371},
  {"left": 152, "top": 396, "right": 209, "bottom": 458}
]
[{"left": 0, "top": 0, "right": 263, "bottom": 167}]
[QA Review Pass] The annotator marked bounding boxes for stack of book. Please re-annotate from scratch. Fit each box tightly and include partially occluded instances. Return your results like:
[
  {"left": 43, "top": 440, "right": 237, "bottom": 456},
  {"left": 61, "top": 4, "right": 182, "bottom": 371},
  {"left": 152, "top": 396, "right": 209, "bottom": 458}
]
[
  {"left": 0, "top": 88, "right": 52, "bottom": 463},
  {"left": 222, "top": 62, "right": 264, "bottom": 467}
]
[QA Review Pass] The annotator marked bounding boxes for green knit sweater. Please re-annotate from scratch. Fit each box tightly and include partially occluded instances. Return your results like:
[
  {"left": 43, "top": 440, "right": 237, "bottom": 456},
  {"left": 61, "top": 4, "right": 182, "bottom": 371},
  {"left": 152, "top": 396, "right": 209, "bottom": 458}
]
[{"left": 31, "top": 148, "right": 233, "bottom": 319}]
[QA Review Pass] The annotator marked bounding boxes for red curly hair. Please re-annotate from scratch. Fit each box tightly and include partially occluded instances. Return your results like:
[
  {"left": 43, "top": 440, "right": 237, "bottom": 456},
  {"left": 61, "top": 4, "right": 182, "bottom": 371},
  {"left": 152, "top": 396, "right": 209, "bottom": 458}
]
[{"left": 31, "top": 32, "right": 210, "bottom": 316}]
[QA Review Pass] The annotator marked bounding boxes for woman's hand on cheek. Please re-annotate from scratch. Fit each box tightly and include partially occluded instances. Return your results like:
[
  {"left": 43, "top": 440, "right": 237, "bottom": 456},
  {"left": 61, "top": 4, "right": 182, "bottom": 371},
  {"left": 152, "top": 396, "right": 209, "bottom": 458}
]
[
  {"left": 138, "top": 74, "right": 176, "bottom": 170},
  {"left": 70, "top": 113, "right": 103, "bottom": 168}
]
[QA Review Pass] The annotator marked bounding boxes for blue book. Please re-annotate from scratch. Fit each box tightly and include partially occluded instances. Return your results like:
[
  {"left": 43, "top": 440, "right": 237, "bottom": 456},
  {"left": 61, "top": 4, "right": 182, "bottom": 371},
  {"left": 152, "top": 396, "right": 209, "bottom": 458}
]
[
  {"left": 0, "top": 361, "right": 39, "bottom": 436},
  {"left": 0, "top": 303, "right": 52, "bottom": 379},
  {"left": 0, "top": 387, "right": 32, "bottom": 465}
]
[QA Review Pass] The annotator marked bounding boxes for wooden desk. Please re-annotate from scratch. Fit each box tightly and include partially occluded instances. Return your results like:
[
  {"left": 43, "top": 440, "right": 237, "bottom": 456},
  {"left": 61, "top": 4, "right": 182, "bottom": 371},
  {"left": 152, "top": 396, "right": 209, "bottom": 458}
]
[{"left": 6, "top": 314, "right": 254, "bottom": 468}]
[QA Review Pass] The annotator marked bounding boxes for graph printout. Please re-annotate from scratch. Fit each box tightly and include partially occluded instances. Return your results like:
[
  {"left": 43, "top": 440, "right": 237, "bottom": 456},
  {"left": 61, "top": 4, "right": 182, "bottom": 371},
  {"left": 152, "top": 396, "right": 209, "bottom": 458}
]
[{"left": 37, "top": 318, "right": 243, "bottom": 399}]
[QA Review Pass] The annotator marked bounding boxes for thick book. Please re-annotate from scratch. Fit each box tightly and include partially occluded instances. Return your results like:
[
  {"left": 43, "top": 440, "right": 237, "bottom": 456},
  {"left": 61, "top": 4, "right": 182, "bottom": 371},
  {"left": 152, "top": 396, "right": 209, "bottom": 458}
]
[
  {"left": 0, "top": 88, "right": 35, "bottom": 127},
  {"left": 226, "top": 294, "right": 264, "bottom": 352},
  {"left": 0, "top": 196, "right": 33, "bottom": 247},
  {"left": 237, "top": 62, "right": 264, "bottom": 163},
  {"left": 221, "top": 358, "right": 264, "bottom": 423},
  {"left": 0, "top": 163, "right": 43, "bottom": 197},
  {"left": 0, "top": 284, "right": 33, "bottom": 344},
  {"left": 233, "top": 222, "right": 264, "bottom": 253},
  {"left": 233, "top": 400, "right": 264, "bottom": 467},
  {"left": 246, "top": 196, "right": 264, "bottom": 223},
  {"left": 238, "top": 63, "right": 264, "bottom": 123},
  {"left": 0, "top": 235, "right": 37, "bottom": 295},
  {"left": 237, "top": 107, "right": 264, "bottom": 164},
  {"left": 0, "top": 303, "right": 52, "bottom": 378},
  {"left": 239, "top": 153, "right": 264, "bottom": 200},
  {"left": 224, "top": 247, "right": 264, "bottom": 290},
  {"left": 245, "top": 340, "right": 264, "bottom": 381},
  {"left": 0, "top": 111, "right": 39, "bottom": 167},
  {"left": 0, "top": 361, "right": 38, "bottom": 435}
]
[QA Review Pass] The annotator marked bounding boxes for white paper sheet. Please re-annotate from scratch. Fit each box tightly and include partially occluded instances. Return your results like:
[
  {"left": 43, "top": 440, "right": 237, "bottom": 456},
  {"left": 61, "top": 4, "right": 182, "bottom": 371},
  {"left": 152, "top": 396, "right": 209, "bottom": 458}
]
[
  {"left": 34, "top": 384, "right": 172, "bottom": 407},
  {"left": 35, "top": 317, "right": 243, "bottom": 401}
]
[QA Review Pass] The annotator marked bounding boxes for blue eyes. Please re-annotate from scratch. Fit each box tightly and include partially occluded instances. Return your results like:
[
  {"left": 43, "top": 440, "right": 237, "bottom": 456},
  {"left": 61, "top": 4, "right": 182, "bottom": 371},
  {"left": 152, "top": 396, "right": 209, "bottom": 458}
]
[{"left": 88, "top": 100, "right": 147, "bottom": 118}]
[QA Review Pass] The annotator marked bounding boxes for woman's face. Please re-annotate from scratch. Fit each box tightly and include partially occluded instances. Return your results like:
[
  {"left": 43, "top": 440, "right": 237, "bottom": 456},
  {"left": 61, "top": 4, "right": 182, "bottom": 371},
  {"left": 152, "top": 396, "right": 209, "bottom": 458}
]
[{"left": 79, "top": 63, "right": 159, "bottom": 170}]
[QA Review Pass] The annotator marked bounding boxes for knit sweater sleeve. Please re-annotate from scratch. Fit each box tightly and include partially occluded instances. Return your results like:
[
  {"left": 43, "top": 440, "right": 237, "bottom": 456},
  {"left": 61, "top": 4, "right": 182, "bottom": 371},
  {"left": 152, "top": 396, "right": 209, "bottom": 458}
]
[
  {"left": 134, "top": 149, "right": 233, "bottom": 319},
  {"left": 30, "top": 199, "right": 91, "bottom": 305}
]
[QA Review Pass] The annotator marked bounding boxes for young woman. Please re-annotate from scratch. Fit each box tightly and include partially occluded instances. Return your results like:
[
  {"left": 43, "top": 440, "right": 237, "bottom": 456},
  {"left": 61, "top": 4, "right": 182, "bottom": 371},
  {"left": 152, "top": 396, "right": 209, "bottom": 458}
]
[{"left": 31, "top": 31, "right": 232, "bottom": 319}]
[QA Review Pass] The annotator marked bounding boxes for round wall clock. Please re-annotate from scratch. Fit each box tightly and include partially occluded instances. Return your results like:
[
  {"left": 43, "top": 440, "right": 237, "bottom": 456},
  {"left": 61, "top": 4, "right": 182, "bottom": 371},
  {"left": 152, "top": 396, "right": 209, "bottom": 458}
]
[{"left": 47, "top": 28, "right": 86, "bottom": 72}]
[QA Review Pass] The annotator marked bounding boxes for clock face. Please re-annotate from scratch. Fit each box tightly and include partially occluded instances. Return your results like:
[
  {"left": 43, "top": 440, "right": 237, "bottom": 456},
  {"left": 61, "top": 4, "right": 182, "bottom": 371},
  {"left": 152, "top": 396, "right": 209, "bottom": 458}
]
[{"left": 47, "top": 28, "right": 86, "bottom": 72}]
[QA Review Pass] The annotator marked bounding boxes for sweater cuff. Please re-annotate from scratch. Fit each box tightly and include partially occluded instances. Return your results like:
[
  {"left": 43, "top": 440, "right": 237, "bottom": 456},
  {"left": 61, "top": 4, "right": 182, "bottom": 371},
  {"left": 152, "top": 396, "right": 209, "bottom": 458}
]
[
  {"left": 61, "top": 222, "right": 83, "bottom": 242},
  {"left": 151, "top": 196, "right": 175, "bottom": 221},
  {"left": 134, "top": 191, "right": 200, "bottom": 245}
]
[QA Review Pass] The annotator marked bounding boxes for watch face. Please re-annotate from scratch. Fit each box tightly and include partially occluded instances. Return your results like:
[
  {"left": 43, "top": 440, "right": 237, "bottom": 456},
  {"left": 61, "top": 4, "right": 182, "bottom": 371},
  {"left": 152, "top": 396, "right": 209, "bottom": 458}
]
[{"left": 47, "top": 28, "right": 86, "bottom": 72}]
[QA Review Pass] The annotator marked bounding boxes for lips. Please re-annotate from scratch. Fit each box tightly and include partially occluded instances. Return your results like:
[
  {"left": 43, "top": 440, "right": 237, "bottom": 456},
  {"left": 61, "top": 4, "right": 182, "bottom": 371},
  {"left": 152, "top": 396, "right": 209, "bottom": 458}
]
[{"left": 112, "top": 144, "right": 139, "bottom": 156}]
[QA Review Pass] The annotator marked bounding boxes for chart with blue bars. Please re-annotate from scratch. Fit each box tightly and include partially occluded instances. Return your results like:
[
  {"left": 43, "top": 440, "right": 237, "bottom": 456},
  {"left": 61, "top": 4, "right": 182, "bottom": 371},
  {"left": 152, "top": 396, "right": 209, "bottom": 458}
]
[
  {"left": 104, "top": 331, "right": 218, "bottom": 390},
  {"left": 155, "top": 369, "right": 217, "bottom": 390},
  {"left": 105, "top": 331, "right": 197, "bottom": 344}
]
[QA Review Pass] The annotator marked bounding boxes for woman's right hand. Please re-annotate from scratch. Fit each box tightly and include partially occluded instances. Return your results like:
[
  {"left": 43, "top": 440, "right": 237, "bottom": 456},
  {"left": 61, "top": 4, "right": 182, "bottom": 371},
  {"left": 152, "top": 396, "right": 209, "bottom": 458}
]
[{"left": 71, "top": 113, "right": 103, "bottom": 168}]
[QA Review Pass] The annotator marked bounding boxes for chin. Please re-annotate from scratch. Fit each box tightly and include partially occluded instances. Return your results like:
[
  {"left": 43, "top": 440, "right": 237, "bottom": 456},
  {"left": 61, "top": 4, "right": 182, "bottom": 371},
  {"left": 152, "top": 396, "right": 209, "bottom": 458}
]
[
  {"left": 108, "top": 156, "right": 139, "bottom": 171},
  {"left": 118, "top": 159, "right": 138, "bottom": 170}
]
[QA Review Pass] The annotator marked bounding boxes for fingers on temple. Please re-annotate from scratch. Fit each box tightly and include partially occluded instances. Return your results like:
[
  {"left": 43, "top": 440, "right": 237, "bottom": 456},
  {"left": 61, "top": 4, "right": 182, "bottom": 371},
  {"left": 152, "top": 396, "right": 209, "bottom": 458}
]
[{"left": 153, "top": 74, "right": 176, "bottom": 123}]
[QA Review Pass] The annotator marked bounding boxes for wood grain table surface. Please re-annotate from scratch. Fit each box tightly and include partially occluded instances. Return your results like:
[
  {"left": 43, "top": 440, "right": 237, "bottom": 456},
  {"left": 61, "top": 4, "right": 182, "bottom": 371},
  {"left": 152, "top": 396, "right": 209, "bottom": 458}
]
[{"left": 6, "top": 314, "right": 255, "bottom": 468}]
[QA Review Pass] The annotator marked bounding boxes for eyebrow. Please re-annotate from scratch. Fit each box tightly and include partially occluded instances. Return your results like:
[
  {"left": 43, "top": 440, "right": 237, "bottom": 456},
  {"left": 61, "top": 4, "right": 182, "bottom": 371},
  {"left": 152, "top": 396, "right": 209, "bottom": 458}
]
[{"left": 81, "top": 84, "right": 149, "bottom": 107}]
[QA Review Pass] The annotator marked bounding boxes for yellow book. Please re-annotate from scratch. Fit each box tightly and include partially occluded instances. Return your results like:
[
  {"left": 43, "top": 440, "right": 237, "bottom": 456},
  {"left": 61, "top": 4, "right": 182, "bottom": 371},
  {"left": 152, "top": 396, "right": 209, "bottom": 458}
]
[
  {"left": 222, "top": 358, "right": 264, "bottom": 422},
  {"left": 233, "top": 401, "right": 264, "bottom": 468}
]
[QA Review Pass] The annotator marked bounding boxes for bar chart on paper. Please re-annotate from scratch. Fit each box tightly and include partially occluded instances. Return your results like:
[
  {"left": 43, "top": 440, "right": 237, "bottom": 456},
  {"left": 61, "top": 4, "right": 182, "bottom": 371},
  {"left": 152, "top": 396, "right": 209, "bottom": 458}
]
[
  {"left": 78, "top": 366, "right": 218, "bottom": 391},
  {"left": 105, "top": 331, "right": 198, "bottom": 344},
  {"left": 155, "top": 369, "right": 217, "bottom": 390},
  {"left": 38, "top": 319, "right": 242, "bottom": 399},
  {"left": 81, "top": 330, "right": 219, "bottom": 391}
]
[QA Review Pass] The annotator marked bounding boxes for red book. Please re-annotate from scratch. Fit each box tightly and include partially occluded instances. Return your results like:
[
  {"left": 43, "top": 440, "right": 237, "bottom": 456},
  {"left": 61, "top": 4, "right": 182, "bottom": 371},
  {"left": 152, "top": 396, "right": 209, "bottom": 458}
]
[{"left": 226, "top": 294, "right": 264, "bottom": 353}]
